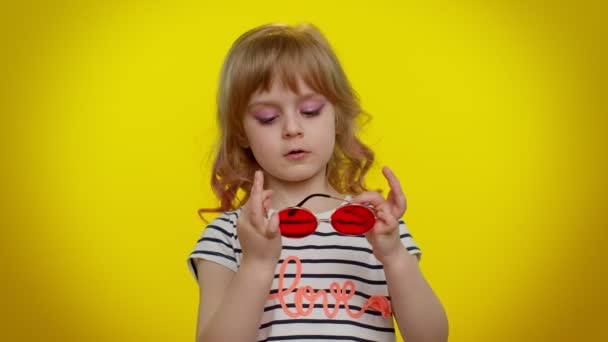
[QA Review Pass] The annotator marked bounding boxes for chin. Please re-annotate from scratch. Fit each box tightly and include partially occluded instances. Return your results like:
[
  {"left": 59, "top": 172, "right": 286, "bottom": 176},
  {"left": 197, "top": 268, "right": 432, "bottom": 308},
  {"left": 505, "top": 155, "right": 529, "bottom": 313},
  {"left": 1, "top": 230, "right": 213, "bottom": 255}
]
[{"left": 272, "top": 166, "right": 325, "bottom": 183}]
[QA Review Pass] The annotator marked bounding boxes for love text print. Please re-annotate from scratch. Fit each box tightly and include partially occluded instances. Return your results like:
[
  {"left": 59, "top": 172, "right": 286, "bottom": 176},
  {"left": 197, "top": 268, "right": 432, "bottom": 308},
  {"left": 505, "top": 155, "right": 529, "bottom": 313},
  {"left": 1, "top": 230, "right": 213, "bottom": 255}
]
[{"left": 267, "top": 256, "right": 391, "bottom": 318}]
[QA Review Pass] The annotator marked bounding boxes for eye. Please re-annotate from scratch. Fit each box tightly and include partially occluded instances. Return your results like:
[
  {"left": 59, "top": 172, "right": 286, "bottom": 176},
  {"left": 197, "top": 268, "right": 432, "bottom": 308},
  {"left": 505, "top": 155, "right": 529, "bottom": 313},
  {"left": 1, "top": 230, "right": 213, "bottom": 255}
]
[
  {"left": 300, "top": 104, "right": 325, "bottom": 117},
  {"left": 251, "top": 108, "right": 280, "bottom": 125},
  {"left": 255, "top": 115, "right": 278, "bottom": 125}
]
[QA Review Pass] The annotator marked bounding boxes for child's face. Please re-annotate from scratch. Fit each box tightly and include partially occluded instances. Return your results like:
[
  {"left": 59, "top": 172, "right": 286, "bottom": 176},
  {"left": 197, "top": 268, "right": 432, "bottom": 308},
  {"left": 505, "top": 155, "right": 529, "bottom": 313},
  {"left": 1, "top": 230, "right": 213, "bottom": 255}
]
[{"left": 242, "top": 77, "right": 336, "bottom": 187}]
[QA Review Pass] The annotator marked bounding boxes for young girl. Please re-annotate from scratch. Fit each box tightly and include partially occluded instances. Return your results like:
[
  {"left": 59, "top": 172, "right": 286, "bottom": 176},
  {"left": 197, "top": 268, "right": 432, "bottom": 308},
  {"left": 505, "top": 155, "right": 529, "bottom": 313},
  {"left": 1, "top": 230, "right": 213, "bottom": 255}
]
[{"left": 187, "top": 23, "right": 448, "bottom": 342}]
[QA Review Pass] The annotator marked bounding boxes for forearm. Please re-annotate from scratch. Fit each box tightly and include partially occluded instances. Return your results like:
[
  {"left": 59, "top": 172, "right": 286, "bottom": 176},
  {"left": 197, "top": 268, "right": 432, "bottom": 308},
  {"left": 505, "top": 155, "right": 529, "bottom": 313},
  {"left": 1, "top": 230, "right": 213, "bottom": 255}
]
[
  {"left": 198, "top": 260, "right": 275, "bottom": 342},
  {"left": 384, "top": 247, "right": 448, "bottom": 342}
]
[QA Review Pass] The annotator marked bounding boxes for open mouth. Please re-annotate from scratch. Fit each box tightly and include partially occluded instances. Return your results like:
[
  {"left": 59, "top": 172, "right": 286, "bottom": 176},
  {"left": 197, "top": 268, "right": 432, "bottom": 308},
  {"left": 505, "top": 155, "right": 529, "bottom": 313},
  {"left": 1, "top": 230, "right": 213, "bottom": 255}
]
[{"left": 285, "top": 150, "right": 308, "bottom": 159}]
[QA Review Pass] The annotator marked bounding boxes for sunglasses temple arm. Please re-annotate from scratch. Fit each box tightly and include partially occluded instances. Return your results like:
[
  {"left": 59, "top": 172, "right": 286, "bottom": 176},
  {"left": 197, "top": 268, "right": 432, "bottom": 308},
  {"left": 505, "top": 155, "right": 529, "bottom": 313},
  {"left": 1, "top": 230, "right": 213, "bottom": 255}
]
[{"left": 294, "top": 193, "right": 331, "bottom": 207}]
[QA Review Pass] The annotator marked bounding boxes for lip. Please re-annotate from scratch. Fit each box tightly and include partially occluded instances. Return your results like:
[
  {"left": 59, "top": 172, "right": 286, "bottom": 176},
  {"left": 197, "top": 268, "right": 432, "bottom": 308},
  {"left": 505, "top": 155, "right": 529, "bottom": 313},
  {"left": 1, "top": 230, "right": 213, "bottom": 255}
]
[{"left": 284, "top": 149, "right": 310, "bottom": 160}]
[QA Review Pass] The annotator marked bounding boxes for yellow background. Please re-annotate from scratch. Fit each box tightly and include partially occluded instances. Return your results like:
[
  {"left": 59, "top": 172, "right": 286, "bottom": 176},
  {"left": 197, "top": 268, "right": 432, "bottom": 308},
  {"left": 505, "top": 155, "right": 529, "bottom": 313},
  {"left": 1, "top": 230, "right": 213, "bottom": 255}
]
[{"left": 1, "top": 1, "right": 606, "bottom": 341}]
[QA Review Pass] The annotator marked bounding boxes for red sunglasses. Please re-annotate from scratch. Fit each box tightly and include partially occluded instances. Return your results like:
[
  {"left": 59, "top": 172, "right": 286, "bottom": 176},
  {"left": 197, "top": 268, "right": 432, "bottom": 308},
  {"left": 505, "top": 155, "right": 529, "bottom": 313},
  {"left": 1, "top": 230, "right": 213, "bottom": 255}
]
[{"left": 278, "top": 194, "right": 376, "bottom": 238}]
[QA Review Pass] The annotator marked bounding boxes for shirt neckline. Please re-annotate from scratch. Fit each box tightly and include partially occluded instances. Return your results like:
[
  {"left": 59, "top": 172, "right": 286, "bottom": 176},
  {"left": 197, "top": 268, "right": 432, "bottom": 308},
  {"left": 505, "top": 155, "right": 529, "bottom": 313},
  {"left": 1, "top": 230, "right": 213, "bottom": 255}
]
[{"left": 266, "top": 194, "right": 352, "bottom": 218}]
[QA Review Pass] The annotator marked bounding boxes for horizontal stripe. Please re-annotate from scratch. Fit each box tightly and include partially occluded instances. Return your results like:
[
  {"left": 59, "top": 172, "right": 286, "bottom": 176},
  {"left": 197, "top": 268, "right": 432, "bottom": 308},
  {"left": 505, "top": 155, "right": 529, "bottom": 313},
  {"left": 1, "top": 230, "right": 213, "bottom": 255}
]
[
  {"left": 258, "top": 230, "right": 411, "bottom": 239},
  {"left": 202, "top": 224, "right": 234, "bottom": 239},
  {"left": 190, "top": 250, "right": 236, "bottom": 263},
  {"left": 259, "top": 319, "right": 394, "bottom": 332},
  {"left": 246, "top": 227, "right": 411, "bottom": 239},
  {"left": 273, "top": 273, "right": 387, "bottom": 285},
  {"left": 260, "top": 335, "right": 379, "bottom": 342},
  {"left": 217, "top": 216, "right": 236, "bottom": 225},
  {"left": 206, "top": 239, "right": 418, "bottom": 254},
  {"left": 311, "top": 231, "right": 366, "bottom": 237},
  {"left": 236, "top": 245, "right": 374, "bottom": 254},
  {"left": 277, "top": 258, "right": 383, "bottom": 269},
  {"left": 204, "top": 228, "right": 411, "bottom": 239},
  {"left": 263, "top": 303, "right": 386, "bottom": 316},
  {"left": 268, "top": 288, "right": 390, "bottom": 301},
  {"left": 199, "top": 237, "right": 232, "bottom": 249},
  {"left": 199, "top": 242, "right": 417, "bottom": 262}
]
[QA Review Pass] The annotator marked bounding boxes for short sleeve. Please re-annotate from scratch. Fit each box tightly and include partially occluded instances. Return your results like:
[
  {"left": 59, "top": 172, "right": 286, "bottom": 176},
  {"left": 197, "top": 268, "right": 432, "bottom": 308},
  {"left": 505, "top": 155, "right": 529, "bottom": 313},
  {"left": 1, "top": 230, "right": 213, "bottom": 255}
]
[
  {"left": 187, "top": 210, "right": 240, "bottom": 281},
  {"left": 399, "top": 219, "right": 422, "bottom": 260}
]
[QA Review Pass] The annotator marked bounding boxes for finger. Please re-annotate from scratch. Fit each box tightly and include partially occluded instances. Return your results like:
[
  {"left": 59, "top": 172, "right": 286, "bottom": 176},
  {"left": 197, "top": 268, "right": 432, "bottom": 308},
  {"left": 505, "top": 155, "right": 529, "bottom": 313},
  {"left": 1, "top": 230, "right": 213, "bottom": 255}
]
[
  {"left": 382, "top": 166, "right": 407, "bottom": 215},
  {"left": 262, "top": 189, "right": 273, "bottom": 203},
  {"left": 351, "top": 191, "right": 386, "bottom": 208},
  {"left": 376, "top": 210, "right": 398, "bottom": 233},
  {"left": 267, "top": 212, "right": 280, "bottom": 237},
  {"left": 262, "top": 189, "right": 273, "bottom": 218},
  {"left": 386, "top": 188, "right": 406, "bottom": 218},
  {"left": 249, "top": 171, "right": 265, "bottom": 227}
]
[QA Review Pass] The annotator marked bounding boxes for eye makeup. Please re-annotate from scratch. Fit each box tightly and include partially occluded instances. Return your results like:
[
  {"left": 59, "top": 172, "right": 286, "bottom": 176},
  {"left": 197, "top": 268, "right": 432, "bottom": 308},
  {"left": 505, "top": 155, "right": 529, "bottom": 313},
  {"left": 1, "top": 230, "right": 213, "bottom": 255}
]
[
  {"left": 246, "top": 95, "right": 327, "bottom": 124},
  {"left": 250, "top": 107, "right": 279, "bottom": 124},
  {"left": 300, "top": 101, "right": 325, "bottom": 115}
]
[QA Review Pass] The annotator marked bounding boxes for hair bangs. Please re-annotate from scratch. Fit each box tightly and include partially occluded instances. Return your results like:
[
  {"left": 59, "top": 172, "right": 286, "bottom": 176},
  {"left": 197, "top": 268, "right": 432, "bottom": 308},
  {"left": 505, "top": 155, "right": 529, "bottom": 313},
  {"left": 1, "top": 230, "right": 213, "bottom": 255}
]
[{"left": 230, "top": 30, "right": 337, "bottom": 111}]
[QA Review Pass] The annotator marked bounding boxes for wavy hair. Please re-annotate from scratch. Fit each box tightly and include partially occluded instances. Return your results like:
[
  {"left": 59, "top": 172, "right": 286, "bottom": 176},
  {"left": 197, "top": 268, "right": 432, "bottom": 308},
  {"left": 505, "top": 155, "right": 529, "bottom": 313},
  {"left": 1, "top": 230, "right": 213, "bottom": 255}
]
[{"left": 198, "top": 23, "right": 374, "bottom": 219}]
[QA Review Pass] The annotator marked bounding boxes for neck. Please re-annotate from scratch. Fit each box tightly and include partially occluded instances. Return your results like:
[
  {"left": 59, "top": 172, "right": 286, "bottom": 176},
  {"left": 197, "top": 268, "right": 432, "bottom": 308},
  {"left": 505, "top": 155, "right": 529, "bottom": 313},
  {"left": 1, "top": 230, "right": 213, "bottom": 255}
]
[{"left": 263, "top": 171, "right": 342, "bottom": 211}]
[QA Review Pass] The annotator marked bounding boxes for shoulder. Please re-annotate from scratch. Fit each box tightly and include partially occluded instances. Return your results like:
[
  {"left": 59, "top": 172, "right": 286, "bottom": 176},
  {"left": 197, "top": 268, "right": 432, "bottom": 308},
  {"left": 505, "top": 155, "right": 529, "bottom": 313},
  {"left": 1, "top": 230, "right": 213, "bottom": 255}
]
[
  {"left": 187, "top": 209, "right": 243, "bottom": 278},
  {"left": 204, "top": 209, "right": 241, "bottom": 233},
  {"left": 211, "top": 209, "right": 241, "bottom": 225}
]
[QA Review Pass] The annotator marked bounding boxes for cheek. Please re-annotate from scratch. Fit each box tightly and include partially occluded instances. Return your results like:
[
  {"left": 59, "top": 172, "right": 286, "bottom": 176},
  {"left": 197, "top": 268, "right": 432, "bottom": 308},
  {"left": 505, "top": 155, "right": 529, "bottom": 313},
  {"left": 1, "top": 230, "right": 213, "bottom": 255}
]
[
  {"left": 251, "top": 142, "right": 274, "bottom": 158},
  {"left": 313, "top": 119, "right": 337, "bottom": 152},
  {"left": 243, "top": 129, "right": 277, "bottom": 158},
  {"left": 242, "top": 121, "right": 264, "bottom": 147},
  {"left": 320, "top": 113, "right": 337, "bottom": 142}
]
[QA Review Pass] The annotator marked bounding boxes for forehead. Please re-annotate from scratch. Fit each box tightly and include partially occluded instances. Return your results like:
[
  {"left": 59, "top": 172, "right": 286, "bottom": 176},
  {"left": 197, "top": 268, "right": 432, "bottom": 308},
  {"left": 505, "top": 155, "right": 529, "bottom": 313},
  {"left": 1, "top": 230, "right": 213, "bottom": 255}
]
[{"left": 248, "top": 76, "right": 322, "bottom": 103}]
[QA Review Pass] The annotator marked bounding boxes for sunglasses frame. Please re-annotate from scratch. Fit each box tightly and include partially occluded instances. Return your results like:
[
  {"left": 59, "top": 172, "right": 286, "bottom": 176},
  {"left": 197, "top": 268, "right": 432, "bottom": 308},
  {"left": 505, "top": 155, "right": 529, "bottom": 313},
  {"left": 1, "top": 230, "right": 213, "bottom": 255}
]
[{"left": 277, "top": 193, "right": 377, "bottom": 238}]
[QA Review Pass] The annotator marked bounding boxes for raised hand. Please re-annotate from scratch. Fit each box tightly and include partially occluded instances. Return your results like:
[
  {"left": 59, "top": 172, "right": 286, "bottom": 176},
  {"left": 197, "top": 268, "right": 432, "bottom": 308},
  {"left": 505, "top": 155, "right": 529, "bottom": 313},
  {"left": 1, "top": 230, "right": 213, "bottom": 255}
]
[
  {"left": 237, "top": 170, "right": 282, "bottom": 267},
  {"left": 351, "top": 166, "right": 408, "bottom": 264}
]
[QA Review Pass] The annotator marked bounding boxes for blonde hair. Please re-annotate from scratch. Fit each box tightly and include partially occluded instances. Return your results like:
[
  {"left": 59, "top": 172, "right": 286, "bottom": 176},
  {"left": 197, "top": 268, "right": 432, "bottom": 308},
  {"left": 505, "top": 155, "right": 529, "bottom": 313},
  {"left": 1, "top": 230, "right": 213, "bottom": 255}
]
[{"left": 199, "top": 23, "right": 374, "bottom": 218}]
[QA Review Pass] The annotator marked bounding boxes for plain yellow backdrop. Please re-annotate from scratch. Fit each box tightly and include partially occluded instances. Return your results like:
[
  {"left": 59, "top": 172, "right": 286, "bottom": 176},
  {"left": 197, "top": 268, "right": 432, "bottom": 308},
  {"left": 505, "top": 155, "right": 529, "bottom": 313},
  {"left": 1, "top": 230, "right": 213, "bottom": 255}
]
[{"left": 1, "top": 0, "right": 606, "bottom": 341}]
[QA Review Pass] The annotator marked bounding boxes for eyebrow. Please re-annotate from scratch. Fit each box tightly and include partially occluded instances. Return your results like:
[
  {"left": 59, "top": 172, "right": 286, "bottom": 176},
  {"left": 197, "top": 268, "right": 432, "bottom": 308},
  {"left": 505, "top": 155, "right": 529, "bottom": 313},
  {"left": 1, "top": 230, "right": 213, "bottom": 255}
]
[{"left": 247, "top": 93, "right": 325, "bottom": 109}]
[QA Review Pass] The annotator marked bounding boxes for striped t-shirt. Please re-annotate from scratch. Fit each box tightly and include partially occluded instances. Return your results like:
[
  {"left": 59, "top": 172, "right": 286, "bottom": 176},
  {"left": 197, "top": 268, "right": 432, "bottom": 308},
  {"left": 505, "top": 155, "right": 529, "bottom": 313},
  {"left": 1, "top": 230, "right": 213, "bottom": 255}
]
[{"left": 187, "top": 201, "right": 422, "bottom": 342}]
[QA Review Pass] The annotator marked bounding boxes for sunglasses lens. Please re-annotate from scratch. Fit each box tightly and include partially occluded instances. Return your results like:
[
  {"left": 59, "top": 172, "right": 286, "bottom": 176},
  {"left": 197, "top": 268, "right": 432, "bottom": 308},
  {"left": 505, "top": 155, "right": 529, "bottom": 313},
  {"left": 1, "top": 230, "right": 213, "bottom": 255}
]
[
  {"left": 331, "top": 205, "right": 375, "bottom": 235},
  {"left": 278, "top": 208, "right": 317, "bottom": 238}
]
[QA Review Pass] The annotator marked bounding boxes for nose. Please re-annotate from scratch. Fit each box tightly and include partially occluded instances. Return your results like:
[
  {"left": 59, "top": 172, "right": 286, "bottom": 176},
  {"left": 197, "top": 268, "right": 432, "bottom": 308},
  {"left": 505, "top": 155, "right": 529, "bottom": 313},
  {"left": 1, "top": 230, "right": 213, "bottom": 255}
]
[{"left": 282, "top": 113, "right": 303, "bottom": 139}]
